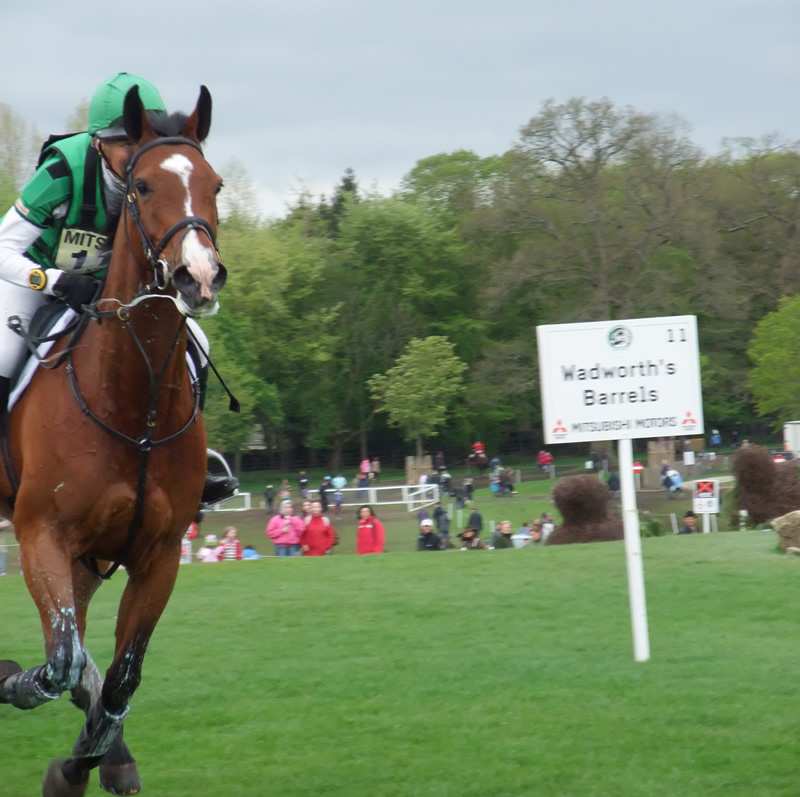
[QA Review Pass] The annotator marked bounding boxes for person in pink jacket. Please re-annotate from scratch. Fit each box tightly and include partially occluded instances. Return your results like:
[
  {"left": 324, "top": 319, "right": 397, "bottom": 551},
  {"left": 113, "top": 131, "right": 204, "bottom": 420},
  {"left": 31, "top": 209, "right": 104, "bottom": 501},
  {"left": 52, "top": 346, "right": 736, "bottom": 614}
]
[
  {"left": 266, "top": 500, "right": 304, "bottom": 556},
  {"left": 356, "top": 505, "right": 385, "bottom": 555}
]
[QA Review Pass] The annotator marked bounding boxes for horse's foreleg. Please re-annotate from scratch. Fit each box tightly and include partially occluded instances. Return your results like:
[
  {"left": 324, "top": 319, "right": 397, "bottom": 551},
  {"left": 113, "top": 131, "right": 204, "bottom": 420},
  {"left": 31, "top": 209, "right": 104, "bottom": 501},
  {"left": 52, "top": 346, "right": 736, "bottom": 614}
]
[
  {"left": 69, "top": 564, "right": 141, "bottom": 795},
  {"left": 69, "top": 654, "right": 141, "bottom": 795},
  {"left": 59, "top": 552, "right": 180, "bottom": 790},
  {"left": 0, "top": 532, "right": 85, "bottom": 710}
]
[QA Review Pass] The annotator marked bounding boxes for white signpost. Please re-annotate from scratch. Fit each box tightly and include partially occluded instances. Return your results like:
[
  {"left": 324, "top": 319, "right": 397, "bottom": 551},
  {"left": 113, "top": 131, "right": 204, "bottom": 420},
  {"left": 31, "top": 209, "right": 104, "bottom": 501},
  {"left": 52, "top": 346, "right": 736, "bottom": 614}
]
[
  {"left": 537, "top": 315, "right": 704, "bottom": 662},
  {"left": 693, "top": 479, "right": 720, "bottom": 534}
]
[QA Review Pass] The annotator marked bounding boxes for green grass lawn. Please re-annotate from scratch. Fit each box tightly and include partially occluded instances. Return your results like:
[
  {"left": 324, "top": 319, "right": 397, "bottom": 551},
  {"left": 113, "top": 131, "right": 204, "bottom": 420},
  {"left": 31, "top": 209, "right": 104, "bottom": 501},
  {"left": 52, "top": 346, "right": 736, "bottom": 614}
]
[{"left": 1, "top": 530, "right": 798, "bottom": 796}]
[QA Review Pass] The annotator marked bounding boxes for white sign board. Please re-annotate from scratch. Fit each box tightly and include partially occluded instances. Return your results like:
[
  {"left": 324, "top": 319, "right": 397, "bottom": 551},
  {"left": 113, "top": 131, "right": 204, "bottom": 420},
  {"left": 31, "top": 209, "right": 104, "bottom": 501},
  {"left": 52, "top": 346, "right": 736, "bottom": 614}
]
[
  {"left": 537, "top": 316, "right": 703, "bottom": 444},
  {"left": 693, "top": 479, "right": 720, "bottom": 514}
]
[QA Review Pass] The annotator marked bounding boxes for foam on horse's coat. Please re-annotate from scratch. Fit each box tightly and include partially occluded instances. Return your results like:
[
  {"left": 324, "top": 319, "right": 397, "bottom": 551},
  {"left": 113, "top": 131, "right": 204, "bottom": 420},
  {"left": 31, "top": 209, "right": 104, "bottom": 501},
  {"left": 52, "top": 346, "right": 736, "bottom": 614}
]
[
  {"left": 160, "top": 153, "right": 217, "bottom": 300},
  {"left": 45, "top": 605, "right": 84, "bottom": 691}
]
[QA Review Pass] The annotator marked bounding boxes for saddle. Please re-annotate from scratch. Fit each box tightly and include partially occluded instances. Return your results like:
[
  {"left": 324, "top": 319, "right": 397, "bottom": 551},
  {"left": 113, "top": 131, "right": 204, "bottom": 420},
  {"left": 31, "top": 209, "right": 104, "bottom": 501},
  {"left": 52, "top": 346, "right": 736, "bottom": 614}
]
[{"left": 8, "top": 302, "right": 81, "bottom": 409}]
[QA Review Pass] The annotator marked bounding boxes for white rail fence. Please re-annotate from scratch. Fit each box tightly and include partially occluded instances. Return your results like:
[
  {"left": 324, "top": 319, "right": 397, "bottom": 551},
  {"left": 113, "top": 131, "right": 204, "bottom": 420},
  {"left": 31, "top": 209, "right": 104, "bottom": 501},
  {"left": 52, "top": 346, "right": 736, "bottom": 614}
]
[{"left": 207, "top": 483, "right": 441, "bottom": 513}]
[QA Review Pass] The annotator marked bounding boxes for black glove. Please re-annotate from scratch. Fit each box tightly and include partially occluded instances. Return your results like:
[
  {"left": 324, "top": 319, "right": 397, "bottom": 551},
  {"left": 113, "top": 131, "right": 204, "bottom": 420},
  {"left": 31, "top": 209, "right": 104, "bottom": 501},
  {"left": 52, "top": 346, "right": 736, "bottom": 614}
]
[{"left": 51, "top": 272, "right": 98, "bottom": 312}]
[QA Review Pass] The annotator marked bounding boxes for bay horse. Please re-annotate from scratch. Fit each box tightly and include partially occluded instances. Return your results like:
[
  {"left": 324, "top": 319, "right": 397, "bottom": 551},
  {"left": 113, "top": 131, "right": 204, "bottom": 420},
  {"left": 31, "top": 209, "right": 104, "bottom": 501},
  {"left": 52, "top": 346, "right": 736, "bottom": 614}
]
[{"left": 0, "top": 86, "right": 226, "bottom": 796}]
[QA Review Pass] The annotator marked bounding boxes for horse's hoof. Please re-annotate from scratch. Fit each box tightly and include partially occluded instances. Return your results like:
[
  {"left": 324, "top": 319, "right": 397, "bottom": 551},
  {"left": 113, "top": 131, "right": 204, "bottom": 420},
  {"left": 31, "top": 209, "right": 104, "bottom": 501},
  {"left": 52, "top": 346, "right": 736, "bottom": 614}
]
[
  {"left": 42, "top": 758, "right": 89, "bottom": 797},
  {"left": 0, "top": 660, "right": 22, "bottom": 704},
  {"left": 100, "top": 762, "right": 142, "bottom": 795}
]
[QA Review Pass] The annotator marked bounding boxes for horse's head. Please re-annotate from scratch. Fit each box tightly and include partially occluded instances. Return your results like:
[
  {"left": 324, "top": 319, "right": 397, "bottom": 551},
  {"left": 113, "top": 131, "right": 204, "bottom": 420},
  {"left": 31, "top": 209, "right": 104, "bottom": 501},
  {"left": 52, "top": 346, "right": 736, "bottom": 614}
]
[{"left": 121, "top": 85, "right": 226, "bottom": 317}]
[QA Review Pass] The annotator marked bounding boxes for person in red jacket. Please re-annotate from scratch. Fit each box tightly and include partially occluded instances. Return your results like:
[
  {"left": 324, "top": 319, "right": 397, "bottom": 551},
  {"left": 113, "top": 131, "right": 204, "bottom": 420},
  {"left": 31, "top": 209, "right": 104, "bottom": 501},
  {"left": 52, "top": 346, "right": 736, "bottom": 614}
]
[
  {"left": 300, "top": 500, "right": 337, "bottom": 556},
  {"left": 537, "top": 450, "right": 554, "bottom": 469},
  {"left": 356, "top": 505, "right": 385, "bottom": 554}
]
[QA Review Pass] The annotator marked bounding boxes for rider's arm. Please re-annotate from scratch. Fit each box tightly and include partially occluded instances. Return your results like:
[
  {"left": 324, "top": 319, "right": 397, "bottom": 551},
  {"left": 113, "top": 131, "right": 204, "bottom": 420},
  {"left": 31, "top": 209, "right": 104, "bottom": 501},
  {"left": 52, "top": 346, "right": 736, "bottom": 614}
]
[
  {"left": 0, "top": 210, "right": 46, "bottom": 288},
  {"left": 0, "top": 155, "right": 72, "bottom": 295}
]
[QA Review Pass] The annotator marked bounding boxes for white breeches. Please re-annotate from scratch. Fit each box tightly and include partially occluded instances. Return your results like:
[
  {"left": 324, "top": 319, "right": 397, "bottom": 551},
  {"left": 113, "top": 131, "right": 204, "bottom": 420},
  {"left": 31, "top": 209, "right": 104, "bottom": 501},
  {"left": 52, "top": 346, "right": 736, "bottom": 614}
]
[
  {"left": 0, "top": 282, "right": 49, "bottom": 378},
  {"left": 186, "top": 317, "right": 209, "bottom": 367}
]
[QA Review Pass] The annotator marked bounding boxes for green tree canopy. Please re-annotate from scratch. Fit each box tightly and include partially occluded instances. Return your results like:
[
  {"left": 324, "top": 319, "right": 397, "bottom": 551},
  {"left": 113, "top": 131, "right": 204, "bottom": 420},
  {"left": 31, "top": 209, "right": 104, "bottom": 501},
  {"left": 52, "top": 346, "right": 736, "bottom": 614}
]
[
  {"left": 747, "top": 295, "right": 800, "bottom": 425},
  {"left": 367, "top": 336, "right": 467, "bottom": 458},
  {"left": 401, "top": 150, "right": 504, "bottom": 225}
]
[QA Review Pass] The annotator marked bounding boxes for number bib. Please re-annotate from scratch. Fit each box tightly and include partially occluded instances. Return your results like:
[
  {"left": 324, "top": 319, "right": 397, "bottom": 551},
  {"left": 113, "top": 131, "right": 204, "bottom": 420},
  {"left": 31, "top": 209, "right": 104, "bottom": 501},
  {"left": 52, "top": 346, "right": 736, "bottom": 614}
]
[{"left": 54, "top": 227, "right": 110, "bottom": 273}]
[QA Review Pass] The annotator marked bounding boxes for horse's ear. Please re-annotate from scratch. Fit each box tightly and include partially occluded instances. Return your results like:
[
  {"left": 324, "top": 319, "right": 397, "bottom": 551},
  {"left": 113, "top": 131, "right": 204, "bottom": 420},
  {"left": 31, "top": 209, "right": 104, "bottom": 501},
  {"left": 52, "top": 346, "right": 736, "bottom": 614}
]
[
  {"left": 182, "top": 86, "right": 212, "bottom": 143},
  {"left": 123, "top": 86, "right": 156, "bottom": 143}
]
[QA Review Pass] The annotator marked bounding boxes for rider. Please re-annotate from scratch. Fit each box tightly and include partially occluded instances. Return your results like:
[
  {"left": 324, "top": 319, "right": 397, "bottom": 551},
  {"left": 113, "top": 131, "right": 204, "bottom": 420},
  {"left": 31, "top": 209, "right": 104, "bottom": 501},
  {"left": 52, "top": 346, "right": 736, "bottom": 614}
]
[
  {"left": 0, "top": 72, "right": 238, "bottom": 505},
  {"left": 471, "top": 440, "right": 485, "bottom": 456}
]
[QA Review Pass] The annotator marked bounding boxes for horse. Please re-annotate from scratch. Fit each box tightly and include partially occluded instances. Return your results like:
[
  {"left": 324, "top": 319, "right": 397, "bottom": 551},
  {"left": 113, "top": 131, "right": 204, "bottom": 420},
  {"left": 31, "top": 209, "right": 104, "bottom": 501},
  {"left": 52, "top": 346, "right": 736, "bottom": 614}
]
[
  {"left": 0, "top": 85, "right": 226, "bottom": 796},
  {"left": 468, "top": 450, "right": 488, "bottom": 474}
]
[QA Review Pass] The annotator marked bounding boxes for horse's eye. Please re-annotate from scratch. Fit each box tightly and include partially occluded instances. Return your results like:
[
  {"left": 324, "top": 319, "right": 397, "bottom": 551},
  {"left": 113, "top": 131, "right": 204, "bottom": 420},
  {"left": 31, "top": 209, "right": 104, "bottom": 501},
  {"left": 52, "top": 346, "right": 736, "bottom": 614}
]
[
  {"left": 215, "top": 182, "right": 224, "bottom": 196},
  {"left": 134, "top": 179, "right": 151, "bottom": 196}
]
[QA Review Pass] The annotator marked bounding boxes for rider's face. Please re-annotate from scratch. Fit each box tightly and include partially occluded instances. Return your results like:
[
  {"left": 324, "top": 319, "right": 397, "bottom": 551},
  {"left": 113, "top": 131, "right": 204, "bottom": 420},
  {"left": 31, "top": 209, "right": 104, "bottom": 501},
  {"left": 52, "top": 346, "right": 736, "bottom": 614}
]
[{"left": 99, "top": 139, "right": 133, "bottom": 178}]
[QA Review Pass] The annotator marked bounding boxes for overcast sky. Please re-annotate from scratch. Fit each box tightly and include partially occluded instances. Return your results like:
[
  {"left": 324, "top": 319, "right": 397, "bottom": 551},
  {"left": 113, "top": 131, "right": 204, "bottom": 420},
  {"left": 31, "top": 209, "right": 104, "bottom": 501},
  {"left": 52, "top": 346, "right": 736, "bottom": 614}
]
[{"left": 3, "top": 0, "right": 798, "bottom": 217}]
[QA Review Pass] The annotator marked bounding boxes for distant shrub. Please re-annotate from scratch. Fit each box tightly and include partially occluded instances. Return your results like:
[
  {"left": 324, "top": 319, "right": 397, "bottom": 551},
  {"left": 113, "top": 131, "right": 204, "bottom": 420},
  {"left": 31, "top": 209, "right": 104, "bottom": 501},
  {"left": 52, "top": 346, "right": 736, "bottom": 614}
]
[
  {"left": 639, "top": 514, "right": 668, "bottom": 537},
  {"left": 547, "top": 475, "right": 623, "bottom": 545},
  {"left": 733, "top": 446, "right": 800, "bottom": 524}
]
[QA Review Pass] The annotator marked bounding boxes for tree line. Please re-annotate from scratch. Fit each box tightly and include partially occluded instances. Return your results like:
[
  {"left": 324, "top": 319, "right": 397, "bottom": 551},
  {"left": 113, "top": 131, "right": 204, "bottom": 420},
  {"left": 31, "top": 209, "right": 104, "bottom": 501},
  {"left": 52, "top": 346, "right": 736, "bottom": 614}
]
[{"left": 1, "top": 97, "right": 798, "bottom": 469}]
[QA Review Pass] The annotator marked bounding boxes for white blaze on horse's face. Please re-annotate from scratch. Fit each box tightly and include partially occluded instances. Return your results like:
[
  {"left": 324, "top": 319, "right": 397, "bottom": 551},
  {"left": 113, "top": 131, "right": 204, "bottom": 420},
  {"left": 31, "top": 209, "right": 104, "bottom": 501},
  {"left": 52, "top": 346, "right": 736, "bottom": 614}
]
[{"left": 160, "top": 153, "right": 217, "bottom": 301}]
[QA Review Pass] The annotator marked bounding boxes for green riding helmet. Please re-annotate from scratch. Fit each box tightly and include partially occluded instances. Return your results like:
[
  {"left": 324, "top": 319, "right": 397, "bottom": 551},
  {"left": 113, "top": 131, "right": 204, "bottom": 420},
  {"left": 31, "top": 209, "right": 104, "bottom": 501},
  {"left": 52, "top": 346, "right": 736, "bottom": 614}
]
[{"left": 88, "top": 72, "right": 166, "bottom": 139}]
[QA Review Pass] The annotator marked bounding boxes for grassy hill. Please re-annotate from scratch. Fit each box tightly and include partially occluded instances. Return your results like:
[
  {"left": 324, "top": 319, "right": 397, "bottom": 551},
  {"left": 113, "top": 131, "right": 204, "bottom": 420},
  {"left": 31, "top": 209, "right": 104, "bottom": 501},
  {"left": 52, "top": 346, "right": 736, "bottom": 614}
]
[{"left": 1, "top": 529, "right": 796, "bottom": 796}]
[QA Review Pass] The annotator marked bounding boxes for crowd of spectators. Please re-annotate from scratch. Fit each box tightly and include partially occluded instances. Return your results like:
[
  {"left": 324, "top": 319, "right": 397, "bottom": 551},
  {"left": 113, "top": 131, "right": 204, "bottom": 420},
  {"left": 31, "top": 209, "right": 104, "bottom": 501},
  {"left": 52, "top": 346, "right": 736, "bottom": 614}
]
[
  {"left": 187, "top": 442, "right": 717, "bottom": 559},
  {"left": 189, "top": 449, "right": 572, "bottom": 561},
  {"left": 414, "top": 508, "right": 557, "bottom": 552}
]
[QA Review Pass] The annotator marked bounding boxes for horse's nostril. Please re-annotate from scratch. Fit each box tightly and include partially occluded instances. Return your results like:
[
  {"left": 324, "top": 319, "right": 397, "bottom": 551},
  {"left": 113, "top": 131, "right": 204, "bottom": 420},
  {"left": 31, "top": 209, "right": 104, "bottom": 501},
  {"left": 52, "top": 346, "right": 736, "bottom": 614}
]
[
  {"left": 212, "top": 263, "right": 227, "bottom": 291},
  {"left": 172, "top": 265, "right": 195, "bottom": 293}
]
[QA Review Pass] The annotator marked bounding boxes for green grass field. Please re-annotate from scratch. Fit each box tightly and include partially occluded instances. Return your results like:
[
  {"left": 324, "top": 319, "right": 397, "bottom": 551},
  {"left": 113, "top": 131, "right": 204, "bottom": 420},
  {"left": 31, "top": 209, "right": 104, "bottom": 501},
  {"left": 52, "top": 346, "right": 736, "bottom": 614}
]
[{"left": 1, "top": 530, "right": 797, "bottom": 796}]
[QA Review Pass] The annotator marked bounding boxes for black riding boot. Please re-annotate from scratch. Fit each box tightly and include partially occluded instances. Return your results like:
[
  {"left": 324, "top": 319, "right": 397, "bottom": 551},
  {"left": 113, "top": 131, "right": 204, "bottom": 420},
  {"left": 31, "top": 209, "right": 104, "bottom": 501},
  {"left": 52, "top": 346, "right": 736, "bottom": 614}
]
[
  {"left": 201, "top": 473, "right": 239, "bottom": 506},
  {"left": 0, "top": 376, "right": 10, "bottom": 416},
  {"left": 195, "top": 364, "right": 239, "bottom": 505}
]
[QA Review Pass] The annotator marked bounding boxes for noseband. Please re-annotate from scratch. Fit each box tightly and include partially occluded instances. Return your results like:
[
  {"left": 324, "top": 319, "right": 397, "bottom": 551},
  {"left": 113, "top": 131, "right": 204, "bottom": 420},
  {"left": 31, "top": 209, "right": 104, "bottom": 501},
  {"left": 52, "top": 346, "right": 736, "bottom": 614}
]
[{"left": 124, "top": 137, "right": 219, "bottom": 286}]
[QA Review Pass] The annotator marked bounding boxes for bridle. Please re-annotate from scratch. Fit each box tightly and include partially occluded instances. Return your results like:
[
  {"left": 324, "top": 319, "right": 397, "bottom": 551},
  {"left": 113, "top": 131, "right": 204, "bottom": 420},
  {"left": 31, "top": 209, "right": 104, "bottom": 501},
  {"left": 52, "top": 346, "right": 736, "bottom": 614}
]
[{"left": 124, "top": 136, "right": 221, "bottom": 294}]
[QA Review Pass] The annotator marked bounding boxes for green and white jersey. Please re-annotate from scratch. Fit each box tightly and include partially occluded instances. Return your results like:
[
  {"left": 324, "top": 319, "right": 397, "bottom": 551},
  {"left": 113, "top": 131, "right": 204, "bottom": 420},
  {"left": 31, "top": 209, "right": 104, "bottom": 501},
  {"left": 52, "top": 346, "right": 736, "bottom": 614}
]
[{"left": 4, "top": 133, "right": 112, "bottom": 276}]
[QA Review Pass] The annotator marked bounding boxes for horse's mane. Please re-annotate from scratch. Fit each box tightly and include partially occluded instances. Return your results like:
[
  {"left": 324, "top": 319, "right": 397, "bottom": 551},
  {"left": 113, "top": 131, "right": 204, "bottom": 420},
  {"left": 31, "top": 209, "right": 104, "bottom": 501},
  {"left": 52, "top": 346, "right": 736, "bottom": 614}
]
[
  {"left": 103, "top": 110, "right": 200, "bottom": 252},
  {"left": 149, "top": 109, "right": 192, "bottom": 138}
]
